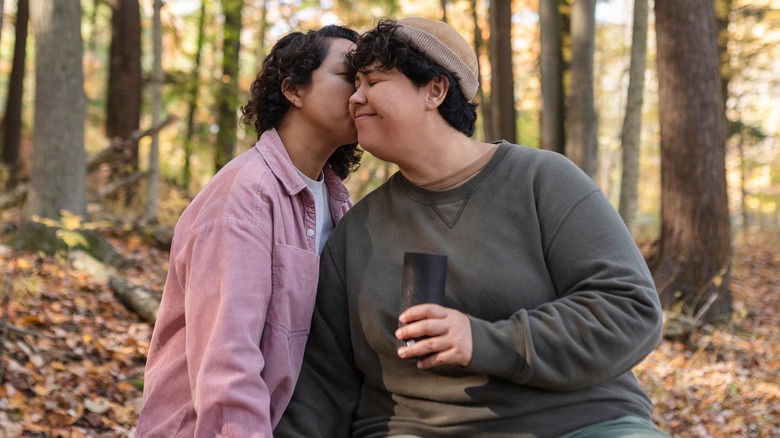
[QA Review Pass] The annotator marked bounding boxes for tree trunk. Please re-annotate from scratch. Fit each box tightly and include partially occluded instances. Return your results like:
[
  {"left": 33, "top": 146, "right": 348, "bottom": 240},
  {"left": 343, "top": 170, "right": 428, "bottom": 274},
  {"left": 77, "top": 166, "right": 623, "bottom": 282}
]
[
  {"left": 565, "top": 0, "right": 597, "bottom": 177},
  {"left": 2, "top": 0, "right": 29, "bottom": 185},
  {"left": 715, "top": 0, "right": 733, "bottom": 111},
  {"left": 144, "top": 0, "right": 163, "bottom": 222},
  {"left": 106, "top": 0, "right": 142, "bottom": 141},
  {"left": 653, "top": 0, "right": 732, "bottom": 322},
  {"left": 183, "top": 0, "right": 208, "bottom": 189},
  {"left": 28, "top": 0, "right": 87, "bottom": 219},
  {"left": 539, "top": 0, "right": 565, "bottom": 154},
  {"left": 471, "top": 0, "right": 491, "bottom": 141},
  {"left": 618, "top": 0, "right": 649, "bottom": 235},
  {"left": 255, "top": 0, "right": 269, "bottom": 62},
  {"left": 214, "top": 0, "right": 244, "bottom": 172},
  {"left": 469, "top": 0, "right": 486, "bottom": 140},
  {"left": 106, "top": 0, "right": 142, "bottom": 204},
  {"left": 488, "top": 0, "right": 516, "bottom": 143},
  {"left": 440, "top": 0, "right": 448, "bottom": 23}
]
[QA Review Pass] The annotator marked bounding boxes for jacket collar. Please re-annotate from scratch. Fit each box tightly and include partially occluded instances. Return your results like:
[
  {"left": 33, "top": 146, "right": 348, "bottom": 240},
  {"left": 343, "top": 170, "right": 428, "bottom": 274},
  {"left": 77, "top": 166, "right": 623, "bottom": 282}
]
[{"left": 256, "top": 128, "right": 351, "bottom": 203}]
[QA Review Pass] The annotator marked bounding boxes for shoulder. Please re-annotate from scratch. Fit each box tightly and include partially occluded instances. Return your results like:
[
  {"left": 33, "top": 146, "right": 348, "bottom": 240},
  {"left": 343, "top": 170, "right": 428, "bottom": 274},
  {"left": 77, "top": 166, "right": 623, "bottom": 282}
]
[
  {"left": 501, "top": 143, "right": 586, "bottom": 175},
  {"left": 175, "top": 148, "right": 280, "bottom": 233}
]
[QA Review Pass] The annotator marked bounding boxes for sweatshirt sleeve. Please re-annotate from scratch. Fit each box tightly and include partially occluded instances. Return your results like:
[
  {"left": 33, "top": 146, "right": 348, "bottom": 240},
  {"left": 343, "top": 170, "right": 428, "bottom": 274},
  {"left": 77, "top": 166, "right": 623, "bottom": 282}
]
[
  {"left": 467, "top": 156, "right": 663, "bottom": 391},
  {"left": 182, "top": 218, "right": 274, "bottom": 437},
  {"left": 275, "top": 243, "right": 362, "bottom": 437}
]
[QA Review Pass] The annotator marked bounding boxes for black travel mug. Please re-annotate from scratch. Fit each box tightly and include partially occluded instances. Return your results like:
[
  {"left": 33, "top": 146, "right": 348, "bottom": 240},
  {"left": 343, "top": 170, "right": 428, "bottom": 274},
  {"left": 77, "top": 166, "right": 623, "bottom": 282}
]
[{"left": 398, "top": 252, "right": 448, "bottom": 349}]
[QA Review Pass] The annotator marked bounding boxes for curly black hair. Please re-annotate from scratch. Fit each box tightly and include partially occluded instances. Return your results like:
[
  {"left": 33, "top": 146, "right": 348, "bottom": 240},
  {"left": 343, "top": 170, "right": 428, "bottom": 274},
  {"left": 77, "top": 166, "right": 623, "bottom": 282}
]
[
  {"left": 240, "top": 25, "right": 362, "bottom": 180},
  {"left": 346, "top": 18, "right": 478, "bottom": 137}
]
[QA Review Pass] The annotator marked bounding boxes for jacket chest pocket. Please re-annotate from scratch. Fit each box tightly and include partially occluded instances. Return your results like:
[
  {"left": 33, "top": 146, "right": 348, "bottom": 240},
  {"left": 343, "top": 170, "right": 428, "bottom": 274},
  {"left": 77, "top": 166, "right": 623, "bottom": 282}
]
[{"left": 267, "top": 244, "right": 320, "bottom": 338}]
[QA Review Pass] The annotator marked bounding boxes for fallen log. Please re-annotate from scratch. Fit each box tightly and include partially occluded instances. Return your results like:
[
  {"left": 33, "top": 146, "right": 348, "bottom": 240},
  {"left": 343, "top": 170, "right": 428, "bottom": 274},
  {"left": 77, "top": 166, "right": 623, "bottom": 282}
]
[{"left": 109, "top": 276, "right": 161, "bottom": 325}]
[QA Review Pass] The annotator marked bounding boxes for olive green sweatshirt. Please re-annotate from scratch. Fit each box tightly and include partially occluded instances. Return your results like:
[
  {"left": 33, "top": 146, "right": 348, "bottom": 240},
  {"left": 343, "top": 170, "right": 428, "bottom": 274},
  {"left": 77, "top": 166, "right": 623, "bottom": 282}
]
[{"left": 276, "top": 142, "right": 663, "bottom": 438}]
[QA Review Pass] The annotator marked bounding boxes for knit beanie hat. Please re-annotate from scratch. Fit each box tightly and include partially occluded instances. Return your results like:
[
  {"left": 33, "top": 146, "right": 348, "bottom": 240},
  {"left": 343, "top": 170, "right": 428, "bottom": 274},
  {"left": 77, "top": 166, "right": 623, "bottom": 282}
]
[{"left": 395, "top": 17, "right": 480, "bottom": 101}]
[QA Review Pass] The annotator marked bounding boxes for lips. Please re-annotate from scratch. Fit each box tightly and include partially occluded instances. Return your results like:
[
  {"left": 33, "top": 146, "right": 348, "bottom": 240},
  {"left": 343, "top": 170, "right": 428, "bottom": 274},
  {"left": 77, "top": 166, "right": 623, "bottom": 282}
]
[{"left": 353, "top": 112, "right": 375, "bottom": 123}]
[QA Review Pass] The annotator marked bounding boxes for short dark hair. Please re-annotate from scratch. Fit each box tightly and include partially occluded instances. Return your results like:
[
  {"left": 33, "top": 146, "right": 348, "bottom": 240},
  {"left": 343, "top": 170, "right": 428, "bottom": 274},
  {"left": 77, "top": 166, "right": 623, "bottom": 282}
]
[
  {"left": 347, "top": 19, "right": 478, "bottom": 136},
  {"left": 240, "top": 25, "right": 362, "bottom": 179}
]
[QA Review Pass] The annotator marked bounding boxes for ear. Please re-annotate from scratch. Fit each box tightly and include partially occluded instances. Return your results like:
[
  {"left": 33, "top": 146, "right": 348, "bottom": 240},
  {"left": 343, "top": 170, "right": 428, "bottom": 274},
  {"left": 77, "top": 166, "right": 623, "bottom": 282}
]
[
  {"left": 281, "top": 77, "right": 303, "bottom": 109},
  {"left": 425, "top": 74, "right": 450, "bottom": 109}
]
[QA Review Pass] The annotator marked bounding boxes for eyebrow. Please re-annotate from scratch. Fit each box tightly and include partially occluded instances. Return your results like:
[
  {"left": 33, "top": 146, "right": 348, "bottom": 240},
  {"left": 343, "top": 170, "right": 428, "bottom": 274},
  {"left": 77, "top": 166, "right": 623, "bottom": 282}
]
[
  {"left": 357, "top": 68, "right": 377, "bottom": 77},
  {"left": 357, "top": 66, "right": 391, "bottom": 77}
]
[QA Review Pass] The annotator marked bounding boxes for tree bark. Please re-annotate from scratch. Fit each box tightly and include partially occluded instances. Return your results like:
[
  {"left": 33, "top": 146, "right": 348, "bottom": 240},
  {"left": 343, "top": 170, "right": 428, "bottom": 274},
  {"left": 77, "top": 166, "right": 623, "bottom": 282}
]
[
  {"left": 618, "top": 0, "right": 649, "bottom": 235},
  {"left": 653, "top": 0, "right": 733, "bottom": 322},
  {"left": 105, "top": 0, "right": 141, "bottom": 144},
  {"left": 488, "top": 0, "right": 516, "bottom": 143},
  {"left": 1, "top": 0, "right": 29, "bottom": 184},
  {"left": 565, "top": 0, "right": 597, "bottom": 177},
  {"left": 715, "top": 0, "right": 733, "bottom": 111},
  {"left": 469, "top": 0, "right": 490, "bottom": 140},
  {"left": 106, "top": 0, "right": 142, "bottom": 141},
  {"left": 471, "top": 0, "right": 491, "bottom": 141},
  {"left": 106, "top": 0, "right": 142, "bottom": 204},
  {"left": 28, "top": 0, "right": 87, "bottom": 219},
  {"left": 539, "top": 0, "right": 565, "bottom": 153},
  {"left": 214, "top": 0, "right": 244, "bottom": 172}
]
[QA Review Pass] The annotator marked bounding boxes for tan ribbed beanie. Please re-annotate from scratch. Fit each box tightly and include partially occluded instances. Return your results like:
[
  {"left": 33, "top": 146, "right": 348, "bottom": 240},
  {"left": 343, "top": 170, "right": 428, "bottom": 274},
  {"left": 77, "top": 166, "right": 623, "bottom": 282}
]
[{"left": 396, "top": 17, "right": 479, "bottom": 101}]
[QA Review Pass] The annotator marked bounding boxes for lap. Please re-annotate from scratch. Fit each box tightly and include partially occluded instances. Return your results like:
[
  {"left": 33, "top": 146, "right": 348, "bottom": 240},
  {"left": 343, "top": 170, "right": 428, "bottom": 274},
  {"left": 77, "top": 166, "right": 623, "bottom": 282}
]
[{"left": 560, "top": 416, "right": 671, "bottom": 438}]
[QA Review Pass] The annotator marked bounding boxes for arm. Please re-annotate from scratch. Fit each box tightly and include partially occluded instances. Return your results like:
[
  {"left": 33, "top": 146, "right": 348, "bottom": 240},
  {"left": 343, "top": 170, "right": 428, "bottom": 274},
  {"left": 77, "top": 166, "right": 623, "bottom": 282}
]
[
  {"left": 275, "top": 243, "right": 362, "bottom": 437},
  {"left": 467, "top": 187, "right": 662, "bottom": 390},
  {"left": 396, "top": 155, "right": 662, "bottom": 391},
  {"left": 182, "top": 218, "right": 274, "bottom": 437}
]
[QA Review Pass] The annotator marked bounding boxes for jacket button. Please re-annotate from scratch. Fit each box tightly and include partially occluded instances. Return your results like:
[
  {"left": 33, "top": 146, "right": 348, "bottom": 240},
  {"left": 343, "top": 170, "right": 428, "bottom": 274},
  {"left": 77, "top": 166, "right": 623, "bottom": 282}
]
[{"left": 306, "top": 229, "right": 315, "bottom": 237}]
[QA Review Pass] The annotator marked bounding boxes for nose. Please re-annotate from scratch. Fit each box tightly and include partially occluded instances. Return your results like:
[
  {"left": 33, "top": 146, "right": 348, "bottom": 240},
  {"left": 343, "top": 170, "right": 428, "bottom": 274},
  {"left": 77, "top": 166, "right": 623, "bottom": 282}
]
[{"left": 349, "top": 85, "right": 366, "bottom": 107}]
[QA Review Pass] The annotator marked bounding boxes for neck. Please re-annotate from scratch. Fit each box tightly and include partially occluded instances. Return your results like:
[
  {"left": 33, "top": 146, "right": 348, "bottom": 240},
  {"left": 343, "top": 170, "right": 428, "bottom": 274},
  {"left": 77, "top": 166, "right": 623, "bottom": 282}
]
[{"left": 277, "top": 116, "right": 333, "bottom": 180}]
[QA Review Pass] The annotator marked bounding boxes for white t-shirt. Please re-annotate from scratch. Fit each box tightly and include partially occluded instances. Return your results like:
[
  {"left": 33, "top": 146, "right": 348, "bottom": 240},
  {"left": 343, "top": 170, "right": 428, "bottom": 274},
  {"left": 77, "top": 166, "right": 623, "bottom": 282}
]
[{"left": 297, "top": 169, "right": 334, "bottom": 255}]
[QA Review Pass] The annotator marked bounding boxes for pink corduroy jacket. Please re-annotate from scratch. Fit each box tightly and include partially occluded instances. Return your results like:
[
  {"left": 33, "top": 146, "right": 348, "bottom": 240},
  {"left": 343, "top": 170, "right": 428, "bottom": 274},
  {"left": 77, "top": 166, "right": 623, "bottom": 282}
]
[{"left": 135, "top": 128, "right": 352, "bottom": 437}]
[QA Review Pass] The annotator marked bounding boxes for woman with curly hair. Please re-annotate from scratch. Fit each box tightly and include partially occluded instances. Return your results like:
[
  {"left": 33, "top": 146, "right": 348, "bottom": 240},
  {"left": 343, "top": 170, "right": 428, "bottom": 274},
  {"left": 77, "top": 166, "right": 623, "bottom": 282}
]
[{"left": 136, "top": 24, "right": 361, "bottom": 437}]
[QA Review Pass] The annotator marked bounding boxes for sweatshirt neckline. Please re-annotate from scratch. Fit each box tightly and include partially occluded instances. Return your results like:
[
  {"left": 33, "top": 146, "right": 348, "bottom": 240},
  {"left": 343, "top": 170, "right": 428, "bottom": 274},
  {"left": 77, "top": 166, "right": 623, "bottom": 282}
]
[{"left": 396, "top": 141, "right": 512, "bottom": 204}]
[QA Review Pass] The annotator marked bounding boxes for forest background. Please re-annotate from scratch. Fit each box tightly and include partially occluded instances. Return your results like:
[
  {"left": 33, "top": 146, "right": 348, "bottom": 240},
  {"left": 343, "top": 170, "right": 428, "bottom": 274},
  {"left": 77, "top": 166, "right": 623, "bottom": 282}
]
[{"left": 0, "top": 0, "right": 778, "bottom": 436}]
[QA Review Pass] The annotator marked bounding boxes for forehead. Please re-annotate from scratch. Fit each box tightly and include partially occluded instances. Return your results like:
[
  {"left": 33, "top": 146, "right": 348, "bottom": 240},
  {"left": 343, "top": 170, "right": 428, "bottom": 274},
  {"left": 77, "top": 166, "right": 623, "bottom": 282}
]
[
  {"left": 323, "top": 38, "right": 355, "bottom": 64},
  {"left": 357, "top": 61, "right": 392, "bottom": 75}
]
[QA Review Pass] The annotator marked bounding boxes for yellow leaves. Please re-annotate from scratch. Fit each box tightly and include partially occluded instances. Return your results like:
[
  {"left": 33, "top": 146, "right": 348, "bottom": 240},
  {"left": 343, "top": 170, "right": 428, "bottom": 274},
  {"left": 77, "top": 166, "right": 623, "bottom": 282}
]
[
  {"left": 59, "top": 211, "right": 83, "bottom": 231},
  {"left": 29, "top": 210, "right": 114, "bottom": 252},
  {"left": 16, "top": 257, "right": 32, "bottom": 269},
  {"left": 55, "top": 229, "right": 90, "bottom": 250}
]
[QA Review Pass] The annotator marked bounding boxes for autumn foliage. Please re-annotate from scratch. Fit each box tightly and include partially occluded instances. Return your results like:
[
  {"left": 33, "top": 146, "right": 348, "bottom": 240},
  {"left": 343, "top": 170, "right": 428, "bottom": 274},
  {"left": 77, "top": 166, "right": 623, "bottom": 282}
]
[{"left": 0, "top": 221, "right": 778, "bottom": 437}]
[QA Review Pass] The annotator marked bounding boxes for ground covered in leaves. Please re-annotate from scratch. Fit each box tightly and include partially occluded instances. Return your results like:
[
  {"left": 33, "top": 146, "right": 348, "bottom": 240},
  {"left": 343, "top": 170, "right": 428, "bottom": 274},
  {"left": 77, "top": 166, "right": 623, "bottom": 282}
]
[{"left": 0, "top": 223, "right": 777, "bottom": 437}]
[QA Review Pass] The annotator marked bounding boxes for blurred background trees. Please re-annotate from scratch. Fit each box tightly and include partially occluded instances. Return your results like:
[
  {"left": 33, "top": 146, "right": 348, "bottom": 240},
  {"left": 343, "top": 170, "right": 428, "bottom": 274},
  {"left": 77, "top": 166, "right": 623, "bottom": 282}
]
[{"left": 0, "top": 0, "right": 779, "bottom": 322}]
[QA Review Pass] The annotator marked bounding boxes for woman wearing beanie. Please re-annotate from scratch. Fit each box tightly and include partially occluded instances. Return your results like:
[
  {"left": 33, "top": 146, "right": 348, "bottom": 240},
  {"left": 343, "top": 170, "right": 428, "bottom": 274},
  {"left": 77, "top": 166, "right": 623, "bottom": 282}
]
[
  {"left": 135, "top": 25, "right": 362, "bottom": 437},
  {"left": 276, "top": 17, "right": 667, "bottom": 438}
]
